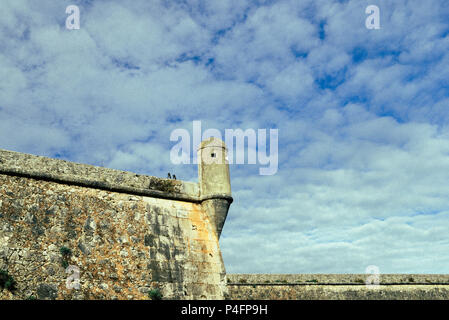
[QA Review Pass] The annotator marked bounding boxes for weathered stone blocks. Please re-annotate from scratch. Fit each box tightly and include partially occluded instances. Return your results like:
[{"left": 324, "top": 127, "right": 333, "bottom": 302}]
[{"left": 0, "top": 147, "right": 232, "bottom": 300}]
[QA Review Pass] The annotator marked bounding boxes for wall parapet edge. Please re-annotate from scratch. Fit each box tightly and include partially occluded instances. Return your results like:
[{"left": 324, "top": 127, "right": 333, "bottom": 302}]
[
  {"left": 0, "top": 148, "right": 200, "bottom": 202},
  {"left": 226, "top": 274, "right": 449, "bottom": 285},
  {"left": 226, "top": 274, "right": 449, "bottom": 300}
]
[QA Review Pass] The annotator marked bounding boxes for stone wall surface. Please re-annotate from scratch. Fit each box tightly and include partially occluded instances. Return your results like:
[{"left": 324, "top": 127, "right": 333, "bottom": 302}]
[
  {"left": 226, "top": 274, "right": 449, "bottom": 300},
  {"left": 0, "top": 149, "right": 227, "bottom": 300}
]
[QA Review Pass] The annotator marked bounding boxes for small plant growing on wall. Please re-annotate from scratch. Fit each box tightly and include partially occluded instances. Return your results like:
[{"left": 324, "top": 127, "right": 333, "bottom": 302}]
[
  {"left": 60, "top": 246, "right": 72, "bottom": 256},
  {"left": 148, "top": 178, "right": 180, "bottom": 193},
  {"left": 148, "top": 288, "right": 163, "bottom": 300},
  {"left": 60, "top": 246, "right": 72, "bottom": 269},
  {"left": 305, "top": 279, "right": 318, "bottom": 283},
  {"left": 0, "top": 270, "right": 16, "bottom": 292}
]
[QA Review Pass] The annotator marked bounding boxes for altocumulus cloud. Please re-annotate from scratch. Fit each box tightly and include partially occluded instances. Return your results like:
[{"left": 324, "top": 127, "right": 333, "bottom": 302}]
[{"left": 1, "top": 0, "right": 449, "bottom": 273}]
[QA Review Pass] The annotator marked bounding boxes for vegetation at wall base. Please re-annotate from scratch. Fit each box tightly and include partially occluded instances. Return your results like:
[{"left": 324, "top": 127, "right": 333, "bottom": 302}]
[
  {"left": 148, "top": 288, "right": 163, "bottom": 300},
  {"left": 0, "top": 270, "right": 16, "bottom": 292}
]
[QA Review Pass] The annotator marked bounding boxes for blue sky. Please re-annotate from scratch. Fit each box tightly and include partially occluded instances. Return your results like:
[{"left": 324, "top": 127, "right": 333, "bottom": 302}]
[{"left": 1, "top": 0, "right": 449, "bottom": 273}]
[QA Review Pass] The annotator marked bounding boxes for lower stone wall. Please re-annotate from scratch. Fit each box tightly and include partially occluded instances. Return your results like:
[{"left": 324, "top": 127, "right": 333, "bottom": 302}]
[{"left": 226, "top": 274, "right": 449, "bottom": 300}]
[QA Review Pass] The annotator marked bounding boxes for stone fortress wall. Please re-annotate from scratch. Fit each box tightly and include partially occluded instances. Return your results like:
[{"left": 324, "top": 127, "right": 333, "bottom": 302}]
[
  {"left": 0, "top": 138, "right": 232, "bottom": 300},
  {"left": 0, "top": 139, "right": 448, "bottom": 300},
  {"left": 226, "top": 274, "right": 449, "bottom": 300}
]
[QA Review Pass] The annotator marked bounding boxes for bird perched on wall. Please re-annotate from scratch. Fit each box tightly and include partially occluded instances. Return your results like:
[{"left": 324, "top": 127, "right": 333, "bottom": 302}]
[
  {"left": 173, "top": 174, "right": 176, "bottom": 180},
  {"left": 167, "top": 173, "right": 172, "bottom": 179}
]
